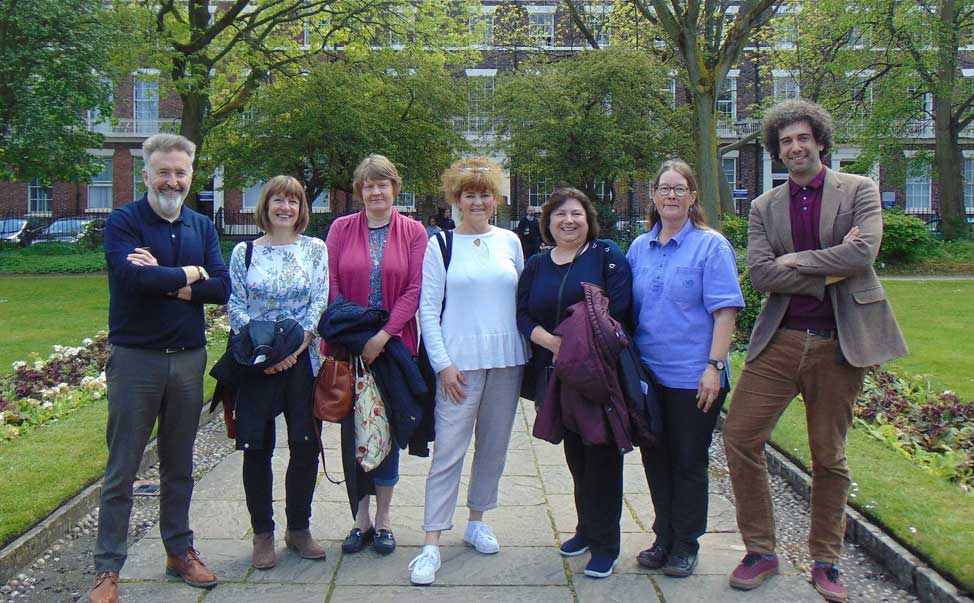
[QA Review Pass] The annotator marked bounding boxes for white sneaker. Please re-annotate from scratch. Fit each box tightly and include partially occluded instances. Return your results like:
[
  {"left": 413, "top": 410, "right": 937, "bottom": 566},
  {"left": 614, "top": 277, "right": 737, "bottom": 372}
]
[
  {"left": 408, "top": 546, "right": 441, "bottom": 585},
  {"left": 463, "top": 521, "right": 500, "bottom": 554}
]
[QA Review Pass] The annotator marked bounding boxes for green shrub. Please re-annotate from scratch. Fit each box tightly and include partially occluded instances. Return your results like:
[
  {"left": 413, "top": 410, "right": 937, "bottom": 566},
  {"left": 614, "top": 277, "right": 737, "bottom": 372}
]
[
  {"left": 720, "top": 213, "right": 749, "bottom": 249},
  {"left": 734, "top": 252, "right": 764, "bottom": 348},
  {"left": 879, "top": 209, "right": 936, "bottom": 264},
  {"left": 0, "top": 246, "right": 105, "bottom": 274},
  {"left": 77, "top": 220, "right": 104, "bottom": 250}
]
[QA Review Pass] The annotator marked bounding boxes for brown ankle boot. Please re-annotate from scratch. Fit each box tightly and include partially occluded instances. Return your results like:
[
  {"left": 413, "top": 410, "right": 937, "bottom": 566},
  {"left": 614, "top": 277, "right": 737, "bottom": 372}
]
[
  {"left": 165, "top": 547, "right": 218, "bottom": 588},
  {"left": 88, "top": 571, "right": 119, "bottom": 603},
  {"left": 252, "top": 532, "right": 277, "bottom": 569},
  {"left": 285, "top": 529, "right": 327, "bottom": 560}
]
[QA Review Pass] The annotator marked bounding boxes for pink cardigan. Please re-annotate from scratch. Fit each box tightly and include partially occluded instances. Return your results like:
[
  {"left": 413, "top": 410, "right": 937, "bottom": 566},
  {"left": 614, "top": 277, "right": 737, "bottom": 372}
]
[{"left": 323, "top": 209, "right": 427, "bottom": 355}]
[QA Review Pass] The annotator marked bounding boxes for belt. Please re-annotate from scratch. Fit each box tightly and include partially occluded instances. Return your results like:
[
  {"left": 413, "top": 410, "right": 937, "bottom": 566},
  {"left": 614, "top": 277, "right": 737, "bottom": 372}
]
[
  {"left": 782, "top": 326, "right": 836, "bottom": 338},
  {"left": 163, "top": 346, "right": 192, "bottom": 354}
]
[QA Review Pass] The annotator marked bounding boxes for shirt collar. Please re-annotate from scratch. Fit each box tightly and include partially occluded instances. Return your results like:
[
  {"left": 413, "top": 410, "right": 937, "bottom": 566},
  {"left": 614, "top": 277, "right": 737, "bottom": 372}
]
[
  {"left": 788, "top": 167, "right": 826, "bottom": 196},
  {"left": 648, "top": 218, "right": 695, "bottom": 247}
]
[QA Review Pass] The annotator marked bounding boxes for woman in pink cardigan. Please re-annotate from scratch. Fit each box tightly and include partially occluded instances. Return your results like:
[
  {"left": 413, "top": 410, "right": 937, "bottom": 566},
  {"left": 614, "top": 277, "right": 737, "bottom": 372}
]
[{"left": 324, "top": 154, "right": 427, "bottom": 556}]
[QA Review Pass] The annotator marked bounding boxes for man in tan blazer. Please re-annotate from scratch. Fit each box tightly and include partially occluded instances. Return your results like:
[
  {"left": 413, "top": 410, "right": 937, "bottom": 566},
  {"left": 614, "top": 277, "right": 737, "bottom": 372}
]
[{"left": 722, "top": 99, "right": 907, "bottom": 603}]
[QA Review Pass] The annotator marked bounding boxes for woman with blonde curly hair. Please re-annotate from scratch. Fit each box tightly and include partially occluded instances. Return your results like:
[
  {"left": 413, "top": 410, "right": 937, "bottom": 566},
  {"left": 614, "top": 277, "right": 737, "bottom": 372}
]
[{"left": 407, "top": 156, "right": 529, "bottom": 585}]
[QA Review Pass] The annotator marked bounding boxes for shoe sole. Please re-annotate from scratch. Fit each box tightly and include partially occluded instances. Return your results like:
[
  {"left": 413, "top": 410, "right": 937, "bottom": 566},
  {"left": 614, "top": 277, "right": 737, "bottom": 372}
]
[
  {"left": 584, "top": 559, "right": 618, "bottom": 578},
  {"left": 729, "top": 567, "right": 779, "bottom": 590},
  {"left": 252, "top": 559, "right": 277, "bottom": 570},
  {"left": 164, "top": 568, "right": 218, "bottom": 588},
  {"left": 662, "top": 561, "right": 696, "bottom": 578},
  {"left": 464, "top": 539, "right": 499, "bottom": 555},
  {"left": 560, "top": 545, "right": 589, "bottom": 558},
  {"left": 287, "top": 545, "right": 327, "bottom": 560},
  {"left": 813, "top": 583, "right": 849, "bottom": 603}
]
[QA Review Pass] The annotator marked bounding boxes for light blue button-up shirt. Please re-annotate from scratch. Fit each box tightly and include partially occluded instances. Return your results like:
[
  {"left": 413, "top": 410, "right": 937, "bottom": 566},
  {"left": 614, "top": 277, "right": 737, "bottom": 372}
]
[{"left": 627, "top": 219, "right": 745, "bottom": 389}]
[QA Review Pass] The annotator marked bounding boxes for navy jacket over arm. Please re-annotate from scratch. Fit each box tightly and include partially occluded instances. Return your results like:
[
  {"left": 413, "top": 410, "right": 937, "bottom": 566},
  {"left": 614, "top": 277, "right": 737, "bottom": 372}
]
[{"left": 104, "top": 196, "right": 230, "bottom": 349}]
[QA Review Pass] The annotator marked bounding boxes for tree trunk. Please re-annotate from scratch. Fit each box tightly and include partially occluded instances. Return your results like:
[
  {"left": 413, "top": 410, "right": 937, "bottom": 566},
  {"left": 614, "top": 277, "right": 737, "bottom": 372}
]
[
  {"left": 935, "top": 113, "right": 965, "bottom": 241},
  {"left": 179, "top": 90, "right": 208, "bottom": 211},
  {"left": 691, "top": 89, "right": 723, "bottom": 225}
]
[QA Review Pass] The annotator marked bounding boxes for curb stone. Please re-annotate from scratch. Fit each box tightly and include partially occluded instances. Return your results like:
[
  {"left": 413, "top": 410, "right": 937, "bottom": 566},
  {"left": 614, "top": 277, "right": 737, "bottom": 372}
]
[
  {"left": 0, "top": 408, "right": 216, "bottom": 583},
  {"left": 715, "top": 413, "right": 973, "bottom": 603}
]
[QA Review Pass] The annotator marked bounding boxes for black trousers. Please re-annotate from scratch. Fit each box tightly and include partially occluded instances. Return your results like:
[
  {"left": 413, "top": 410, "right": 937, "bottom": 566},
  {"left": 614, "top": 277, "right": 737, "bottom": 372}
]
[
  {"left": 243, "top": 417, "right": 319, "bottom": 534},
  {"left": 564, "top": 430, "right": 624, "bottom": 558},
  {"left": 641, "top": 385, "right": 727, "bottom": 555}
]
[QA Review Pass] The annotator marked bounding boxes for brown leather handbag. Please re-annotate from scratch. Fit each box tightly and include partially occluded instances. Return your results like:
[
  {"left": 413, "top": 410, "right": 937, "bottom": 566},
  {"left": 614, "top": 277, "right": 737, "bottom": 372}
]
[{"left": 314, "top": 355, "right": 353, "bottom": 422}]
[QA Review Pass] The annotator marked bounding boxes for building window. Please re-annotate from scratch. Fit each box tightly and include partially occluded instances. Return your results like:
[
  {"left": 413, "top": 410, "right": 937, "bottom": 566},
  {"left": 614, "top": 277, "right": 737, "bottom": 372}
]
[
  {"left": 467, "top": 76, "right": 495, "bottom": 135},
  {"left": 133, "top": 77, "right": 159, "bottom": 131},
  {"left": 528, "top": 176, "right": 552, "bottom": 207},
  {"left": 470, "top": 11, "right": 494, "bottom": 46},
  {"left": 88, "top": 159, "right": 113, "bottom": 211},
  {"left": 593, "top": 180, "right": 611, "bottom": 202},
  {"left": 965, "top": 158, "right": 974, "bottom": 211},
  {"left": 311, "top": 189, "right": 330, "bottom": 213},
  {"left": 584, "top": 7, "right": 611, "bottom": 47},
  {"left": 717, "top": 76, "right": 737, "bottom": 123},
  {"left": 665, "top": 78, "right": 676, "bottom": 110},
  {"left": 722, "top": 157, "right": 737, "bottom": 192},
  {"left": 394, "top": 191, "right": 415, "bottom": 211},
  {"left": 28, "top": 179, "right": 52, "bottom": 214},
  {"left": 133, "top": 157, "right": 146, "bottom": 201},
  {"left": 529, "top": 13, "right": 555, "bottom": 47},
  {"left": 243, "top": 181, "right": 264, "bottom": 209},
  {"left": 905, "top": 160, "right": 931, "bottom": 212},
  {"left": 773, "top": 74, "right": 799, "bottom": 101}
]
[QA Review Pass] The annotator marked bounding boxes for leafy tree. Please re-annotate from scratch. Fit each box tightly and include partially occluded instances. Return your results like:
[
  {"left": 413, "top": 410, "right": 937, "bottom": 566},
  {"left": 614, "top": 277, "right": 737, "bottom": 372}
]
[
  {"left": 205, "top": 55, "right": 468, "bottom": 210},
  {"left": 569, "top": 0, "right": 785, "bottom": 222},
  {"left": 118, "top": 0, "right": 473, "bottom": 208},
  {"left": 0, "top": 0, "right": 115, "bottom": 183},
  {"left": 494, "top": 47, "right": 691, "bottom": 236}
]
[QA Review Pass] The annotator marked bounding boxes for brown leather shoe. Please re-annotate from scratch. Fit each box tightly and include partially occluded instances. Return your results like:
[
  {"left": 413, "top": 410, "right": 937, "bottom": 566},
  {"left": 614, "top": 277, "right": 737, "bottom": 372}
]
[
  {"left": 88, "top": 571, "right": 119, "bottom": 603},
  {"left": 165, "top": 547, "right": 218, "bottom": 588},
  {"left": 285, "top": 529, "right": 327, "bottom": 560},
  {"left": 252, "top": 532, "right": 277, "bottom": 569}
]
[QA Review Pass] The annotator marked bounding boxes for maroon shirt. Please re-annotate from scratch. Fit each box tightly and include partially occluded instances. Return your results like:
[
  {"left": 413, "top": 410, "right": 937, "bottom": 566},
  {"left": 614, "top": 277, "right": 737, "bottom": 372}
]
[{"left": 783, "top": 168, "right": 836, "bottom": 330}]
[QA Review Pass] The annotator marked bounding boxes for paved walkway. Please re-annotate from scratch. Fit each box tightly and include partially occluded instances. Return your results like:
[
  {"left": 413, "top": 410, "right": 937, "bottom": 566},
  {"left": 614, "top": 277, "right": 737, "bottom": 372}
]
[{"left": 117, "top": 401, "right": 823, "bottom": 603}]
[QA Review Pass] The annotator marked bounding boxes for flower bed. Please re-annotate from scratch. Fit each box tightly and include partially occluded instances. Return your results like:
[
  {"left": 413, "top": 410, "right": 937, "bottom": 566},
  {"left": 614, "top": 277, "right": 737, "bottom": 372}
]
[
  {"left": 856, "top": 369, "right": 974, "bottom": 491},
  {"left": 0, "top": 306, "right": 231, "bottom": 443}
]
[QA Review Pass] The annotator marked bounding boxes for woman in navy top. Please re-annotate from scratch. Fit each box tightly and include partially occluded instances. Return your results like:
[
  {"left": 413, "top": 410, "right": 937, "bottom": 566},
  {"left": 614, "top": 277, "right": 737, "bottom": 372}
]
[
  {"left": 516, "top": 187, "right": 632, "bottom": 579},
  {"left": 627, "top": 160, "right": 744, "bottom": 577}
]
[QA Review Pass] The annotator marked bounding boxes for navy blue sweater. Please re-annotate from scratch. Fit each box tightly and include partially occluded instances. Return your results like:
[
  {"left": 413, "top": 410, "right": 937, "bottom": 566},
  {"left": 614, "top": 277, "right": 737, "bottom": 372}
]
[{"left": 104, "top": 196, "right": 230, "bottom": 349}]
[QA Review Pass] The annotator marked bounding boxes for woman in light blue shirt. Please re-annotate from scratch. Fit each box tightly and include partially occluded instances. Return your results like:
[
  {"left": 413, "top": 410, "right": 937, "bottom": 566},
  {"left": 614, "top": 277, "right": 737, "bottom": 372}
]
[{"left": 627, "top": 159, "right": 744, "bottom": 578}]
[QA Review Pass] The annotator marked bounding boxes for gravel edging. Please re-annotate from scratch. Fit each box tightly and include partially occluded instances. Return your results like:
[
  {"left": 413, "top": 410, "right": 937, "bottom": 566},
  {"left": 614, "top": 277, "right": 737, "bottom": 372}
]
[
  {"left": 0, "top": 408, "right": 216, "bottom": 584},
  {"left": 715, "top": 413, "right": 974, "bottom": 603}
]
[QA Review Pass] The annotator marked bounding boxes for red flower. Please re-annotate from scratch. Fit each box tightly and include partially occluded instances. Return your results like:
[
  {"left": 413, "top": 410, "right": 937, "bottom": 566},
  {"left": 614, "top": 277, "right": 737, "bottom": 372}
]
[
  {"left": 373, "top": 408, "right": 381, "bottom": 416},
  {"left": 358, "top": 446, "right": 366, "bottom": 453}
]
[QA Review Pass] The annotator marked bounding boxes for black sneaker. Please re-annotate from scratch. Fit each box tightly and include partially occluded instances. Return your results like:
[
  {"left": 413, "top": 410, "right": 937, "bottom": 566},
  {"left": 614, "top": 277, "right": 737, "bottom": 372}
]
[
  {"left": 663, "top": 552, "right": 698, "bottom": 577},
  {"left": 341, "top": 527, "right": 375, "bottom": 554},
  {"left": 373, "top": 528, "right": 396, "bottom": 555},
  {"left": 636, "top": 543, "right": 668, "bottom": 569}
]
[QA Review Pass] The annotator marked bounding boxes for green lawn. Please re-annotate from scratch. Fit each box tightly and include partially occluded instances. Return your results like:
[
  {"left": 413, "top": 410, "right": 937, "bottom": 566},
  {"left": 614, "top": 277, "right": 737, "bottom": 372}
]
[
  {"left": 0, "top": 275, "right": 109, "bottom": 373},
  {"left": 882, "top": 279, "right": 974, "bottom": 400}
]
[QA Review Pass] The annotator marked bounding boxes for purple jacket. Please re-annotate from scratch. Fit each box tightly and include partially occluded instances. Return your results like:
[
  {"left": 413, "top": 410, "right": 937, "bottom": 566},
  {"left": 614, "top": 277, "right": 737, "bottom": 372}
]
[{"left": 533, "top": 283, "right": 633, "bottom": 453}]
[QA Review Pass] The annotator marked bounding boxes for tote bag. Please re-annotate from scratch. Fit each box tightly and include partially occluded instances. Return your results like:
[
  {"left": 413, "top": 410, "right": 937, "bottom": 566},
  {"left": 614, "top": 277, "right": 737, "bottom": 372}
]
[{"left": 353, "top": 356, "right": 392, "bottom": 471}]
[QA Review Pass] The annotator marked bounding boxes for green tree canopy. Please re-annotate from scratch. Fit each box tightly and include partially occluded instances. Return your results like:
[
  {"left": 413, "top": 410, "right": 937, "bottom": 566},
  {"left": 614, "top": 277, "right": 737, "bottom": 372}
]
[{"left": 0, "top": 0, "right": 115, "bottom": 183}]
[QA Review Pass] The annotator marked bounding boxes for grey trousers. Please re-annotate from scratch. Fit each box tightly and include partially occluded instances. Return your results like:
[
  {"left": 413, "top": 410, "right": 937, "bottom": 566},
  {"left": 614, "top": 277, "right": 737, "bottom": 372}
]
[
  {"left": 94, "top": 345, "right": 206, "bottom": 572},
  {"left": 422, "top": 365, "right": 524, "bottom": 532}
]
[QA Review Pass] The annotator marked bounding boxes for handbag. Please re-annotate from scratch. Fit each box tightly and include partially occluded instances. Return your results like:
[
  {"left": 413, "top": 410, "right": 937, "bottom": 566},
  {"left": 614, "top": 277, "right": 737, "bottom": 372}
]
[
  {"left": 352, "top": 356, "right": 392, "bottom": 471},
  {"left": 314, "top": 353, "right": 353, "bottom": 422}
]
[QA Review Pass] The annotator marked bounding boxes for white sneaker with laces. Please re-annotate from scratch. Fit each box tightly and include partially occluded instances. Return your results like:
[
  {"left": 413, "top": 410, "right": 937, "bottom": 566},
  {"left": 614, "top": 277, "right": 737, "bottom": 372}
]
[
  {"left": 463, "top": 521, "right": 500, "bottom": 554},
  {"left": 408, "top": 546, "right": 441, "bottom": 585}
]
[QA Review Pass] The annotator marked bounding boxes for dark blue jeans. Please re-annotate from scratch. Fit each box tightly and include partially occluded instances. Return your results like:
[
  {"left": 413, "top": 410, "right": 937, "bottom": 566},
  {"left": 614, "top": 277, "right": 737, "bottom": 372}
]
[
  {"left": 640, "top": 385, "right": 728, "bottom": 556},
  {"left": 564, "top": 430, "right": 624, "bottom": 558}
]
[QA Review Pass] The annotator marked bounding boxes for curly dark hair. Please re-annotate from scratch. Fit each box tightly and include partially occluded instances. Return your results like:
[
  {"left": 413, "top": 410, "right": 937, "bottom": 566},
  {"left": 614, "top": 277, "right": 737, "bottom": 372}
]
[{"left": 761, "top": 99, "right": 834, "bottom": 161}]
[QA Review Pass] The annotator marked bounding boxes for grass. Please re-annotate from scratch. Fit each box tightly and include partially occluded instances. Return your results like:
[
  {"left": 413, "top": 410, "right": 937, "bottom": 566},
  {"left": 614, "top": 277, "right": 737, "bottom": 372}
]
[
  {"left": 882, "top": 279, "right": 974, "bottom": 400},
  {"left": 0, "top": 275, "right": 109, "bottom": 373},
  {"left": 0, "top": 244, "right": 106, "bottom": 274}
]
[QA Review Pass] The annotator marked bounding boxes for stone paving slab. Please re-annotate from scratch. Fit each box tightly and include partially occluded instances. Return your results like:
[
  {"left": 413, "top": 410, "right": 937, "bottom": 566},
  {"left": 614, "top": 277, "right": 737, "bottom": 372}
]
[{"left": 117, "top": 401, "right": 826, "bottom": 603}]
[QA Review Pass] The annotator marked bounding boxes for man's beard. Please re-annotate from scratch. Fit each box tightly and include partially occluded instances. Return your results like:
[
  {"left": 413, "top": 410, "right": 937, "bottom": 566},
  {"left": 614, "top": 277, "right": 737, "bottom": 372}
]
[{"left": 151, "top": 188, "right": 185, "bottom": 217}]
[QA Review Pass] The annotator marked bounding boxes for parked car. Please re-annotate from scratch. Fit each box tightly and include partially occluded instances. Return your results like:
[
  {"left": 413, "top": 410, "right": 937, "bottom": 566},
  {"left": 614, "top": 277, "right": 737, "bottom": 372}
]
[
  {"left": 0, "top": 216, "right": 50, "bottom": 246},
  {"left": 29, "top": 217, "right": 105, "bottom": 246}
]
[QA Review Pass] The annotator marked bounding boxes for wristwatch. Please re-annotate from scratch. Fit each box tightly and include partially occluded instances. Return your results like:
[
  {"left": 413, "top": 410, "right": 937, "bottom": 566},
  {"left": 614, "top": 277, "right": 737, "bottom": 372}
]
[{"left": 707, "top": 359, "right": 725, "bottom": 371}]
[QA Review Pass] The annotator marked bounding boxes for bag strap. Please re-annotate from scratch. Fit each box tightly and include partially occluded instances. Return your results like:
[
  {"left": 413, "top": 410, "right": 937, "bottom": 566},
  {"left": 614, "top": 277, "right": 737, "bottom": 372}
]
[
  {"left": 434, "top": 230, "right": 453, "bottom": 318},
  {"left": 316, "top": 420, "right": 343, "bottom": 485},
  {"left": 244, "top": 240, "right": 254, "bottom": 271},
  {"left": 554, "top": 241, "right": 588, "bottom": 325}
]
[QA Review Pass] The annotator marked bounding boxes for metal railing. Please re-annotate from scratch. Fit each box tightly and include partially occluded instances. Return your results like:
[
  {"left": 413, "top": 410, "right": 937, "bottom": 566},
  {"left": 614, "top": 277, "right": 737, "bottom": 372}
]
[{"left": 85, "top": 117, "right": 181, "bottom": 138}]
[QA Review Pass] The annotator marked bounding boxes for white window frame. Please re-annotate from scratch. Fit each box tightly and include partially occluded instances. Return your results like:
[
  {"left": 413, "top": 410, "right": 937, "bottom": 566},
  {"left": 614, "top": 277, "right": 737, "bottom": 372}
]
[
  {"left": 394, "top": 191, "right": 415, "bottom": 212},
  {"left": 311, "top": 189, "right": 330, "bottom": 213},
  {"left": 527, "top": 6, "right": 556, "bottom": 48},
  {"left": 772, "top": 70, "right": 799, "bottom": 101},
  {"left": 964, "top": 151, "right": 974, "bottom": 211},
  {"left": 87, "top": 157, "right": 114, "bottom": 212},
  {"left": 583, "top": 5, "right": 612, "bottom": 47},
  {"left": 717, "top": 69, "right": 739, "bottom": 123},
  {"left": 242, "top": 181, "right": 264, "bottom": 211},
  {"left": 132, "top": 154, "right": 146, "bottom": 201},
  {"left": 133, "top": 70, "right": 160, "bottom": 132},
  {"left": 464, "top": 70, "right": 497, "bottom": 136},
  {"left": 904, "top": 155, "right": 932, "bottom": 213},
  {"left": 721, "top": 155, "right": 738, "bottom": 192},
  {"left": 527, "top": 176, "right": 552, "bottom": 207},
  {"left": 469, "top": 6, "right": 495, "bottom": 47},
  {"left": 28, "top": 179, "right": 53, "bottom": 215}
]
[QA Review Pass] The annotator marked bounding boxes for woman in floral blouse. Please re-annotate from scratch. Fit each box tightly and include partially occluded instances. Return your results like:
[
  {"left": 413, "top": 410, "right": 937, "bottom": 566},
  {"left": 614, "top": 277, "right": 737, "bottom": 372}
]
[{"left": 227, "top": 175, "right": 329, "bottom": 570}]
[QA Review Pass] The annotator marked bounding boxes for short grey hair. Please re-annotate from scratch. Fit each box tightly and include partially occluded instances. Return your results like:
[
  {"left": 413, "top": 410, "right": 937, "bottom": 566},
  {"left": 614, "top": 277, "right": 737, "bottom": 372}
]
[{"left": 142, "top": 134, "right": 196, "bottom": 168}]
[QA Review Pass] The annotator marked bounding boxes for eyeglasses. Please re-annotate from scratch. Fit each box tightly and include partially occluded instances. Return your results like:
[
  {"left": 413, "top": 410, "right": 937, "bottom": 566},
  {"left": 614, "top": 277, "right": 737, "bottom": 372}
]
[
  {"left": 458, "top": 166, "right": 491, "bottom": 173},
  {"left": 655, "top": 185, "right": 692, "bottom": 197}
]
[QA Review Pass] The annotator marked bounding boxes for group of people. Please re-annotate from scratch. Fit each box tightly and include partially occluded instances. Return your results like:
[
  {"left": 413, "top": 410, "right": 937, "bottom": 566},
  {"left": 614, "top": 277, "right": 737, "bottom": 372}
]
[{"left": 90, "top": 97, "right": 905, "bottom": 603}]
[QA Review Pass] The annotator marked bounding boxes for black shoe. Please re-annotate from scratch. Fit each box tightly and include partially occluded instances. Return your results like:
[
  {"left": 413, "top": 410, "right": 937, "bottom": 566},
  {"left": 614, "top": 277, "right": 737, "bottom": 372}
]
[
  {"left": 342, "top": 527, "right": 375, "bottom": 554},
  {"left": 636, "top": 543, "right": 668, "bottom": 569},
  {"left": 662, "top": 552, "right": 698, "bottom": 577},
  {"left": 373, "top": 528, "right": 396, "bottom": 555}
]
